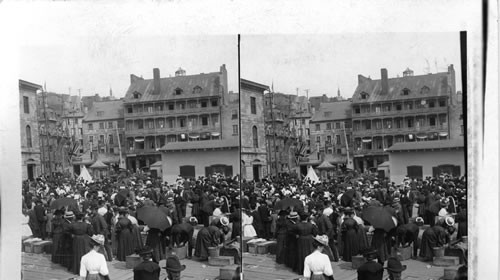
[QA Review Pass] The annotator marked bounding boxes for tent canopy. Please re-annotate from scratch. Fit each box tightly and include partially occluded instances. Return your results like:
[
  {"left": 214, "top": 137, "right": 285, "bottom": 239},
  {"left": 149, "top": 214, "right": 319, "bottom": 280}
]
[
  {"left": 150, "top": 161, "right": 162, "bottom": 168},
  {"left": 78, "top": 166, "right": 93, "bottom": 183},
  {"left": 89, "top": 159, "right": 108, "bottom": 169},
  {"left": 305, "top": 166, "right": 320, "bottom": 184},
  {"left": 317, "top": 160, "right": 336, "bottom": 170}
]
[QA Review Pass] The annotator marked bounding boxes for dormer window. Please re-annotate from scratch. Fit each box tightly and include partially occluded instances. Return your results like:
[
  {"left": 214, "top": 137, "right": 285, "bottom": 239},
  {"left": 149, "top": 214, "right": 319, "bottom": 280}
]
[
  {"left": 360, "top": 92, "right": 369, "bottom": 100},
  {"left": 193, "top": 86, "right": 202, "bottom": 94},
  {"left": 174, "top": 88, "right": 183, "bottom": 95},
  {"left": 133, "top": 91, "right": 141, "bottom": 99},
  {"left": 402, "top": 88, "right": 411, "bottom": 96},
  {"left": 420, "top": 86, "right": 430, "bottom": 94}
]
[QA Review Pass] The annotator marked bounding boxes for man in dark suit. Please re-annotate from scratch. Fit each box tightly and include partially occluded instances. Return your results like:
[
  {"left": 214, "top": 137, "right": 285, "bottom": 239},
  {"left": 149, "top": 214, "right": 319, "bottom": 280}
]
[
  {"left": 133, "top": 246, "right": 161, "bottom": 280},
  {"left": 357, "top": 249, "right": 383, "bottom": 280},
  {"left": 34, "top": 200, "right": 47, "bottom": 239}
]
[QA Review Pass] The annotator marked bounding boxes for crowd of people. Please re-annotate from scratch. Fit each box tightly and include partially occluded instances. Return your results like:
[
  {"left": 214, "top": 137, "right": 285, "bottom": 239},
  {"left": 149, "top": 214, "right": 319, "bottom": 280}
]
[{"left": 21, "top": 170, "right": 468, "bottom": 280}]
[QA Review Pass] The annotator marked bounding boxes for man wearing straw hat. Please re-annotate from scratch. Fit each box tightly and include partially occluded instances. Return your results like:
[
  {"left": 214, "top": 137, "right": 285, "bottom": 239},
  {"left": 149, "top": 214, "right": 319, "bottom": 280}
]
[{"left": 79, "top": 234, "right": 110, "bottom": 280}]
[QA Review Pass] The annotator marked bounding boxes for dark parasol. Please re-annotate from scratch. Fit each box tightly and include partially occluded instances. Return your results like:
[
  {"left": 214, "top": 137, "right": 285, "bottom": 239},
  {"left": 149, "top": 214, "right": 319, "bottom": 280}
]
[
  {"left": 361, "top": 206, "right": 397, "bottom": 232},
  {"left": 136, "top": 206, "right": 172, "bottom": 231}
]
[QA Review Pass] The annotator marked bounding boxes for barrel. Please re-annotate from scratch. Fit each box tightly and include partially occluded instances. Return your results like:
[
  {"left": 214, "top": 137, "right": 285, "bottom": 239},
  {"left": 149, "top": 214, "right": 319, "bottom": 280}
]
[
  {"left": 208, "top": 246, "right": 220, "bottom": 258},
  {"left": 433, "top": 247, "right": 445, "bottom": 257}
]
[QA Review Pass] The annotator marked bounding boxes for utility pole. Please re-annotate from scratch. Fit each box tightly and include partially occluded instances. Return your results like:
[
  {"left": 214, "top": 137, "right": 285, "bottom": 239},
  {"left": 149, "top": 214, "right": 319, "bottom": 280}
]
[
  {"left": 42, "top": 90, "right": 52, "bottom": 176},
  {"left": 270, "top": 90, "right": 278, "bottom": 177}
]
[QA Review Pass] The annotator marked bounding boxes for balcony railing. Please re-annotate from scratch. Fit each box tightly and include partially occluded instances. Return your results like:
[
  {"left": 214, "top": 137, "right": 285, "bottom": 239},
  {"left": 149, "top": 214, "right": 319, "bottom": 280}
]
[
  {"left": 125, "top": 126, "right": 220, "bottom": 135},
  {"left": 352, "top": 106, "right": 448, "bottom": 118},
  {"left": 125, "top": 106, "right": 219, "bottom": 118},
  {"left": 352, "top": 125, "right": 448, "bottom": 136},
  {"left": 353, "top": 148, "right": 387, "bottom": 155}
]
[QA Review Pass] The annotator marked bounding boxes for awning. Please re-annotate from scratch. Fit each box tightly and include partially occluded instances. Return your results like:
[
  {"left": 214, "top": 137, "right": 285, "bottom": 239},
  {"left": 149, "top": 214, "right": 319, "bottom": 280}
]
[
  {"left": 439, "top": 132, "right": 449, "bottom": 137},
  {"left": 416, "top": 133, "right": 428, "bottom": 139},
  {"left": 361, "top": 137, "right": 372, "bottom": 143},
  {"left": 134, "top": 137, "right": 145, "bottom": 142},
  {"left": 189, "top": 133, "right": 200, "bottom": 139},
  {"left": 211, "top": 132, "right": 221, "bottom": 137},
  {"left": 201, "top": 132, "right": 211, "bottom": 140}
]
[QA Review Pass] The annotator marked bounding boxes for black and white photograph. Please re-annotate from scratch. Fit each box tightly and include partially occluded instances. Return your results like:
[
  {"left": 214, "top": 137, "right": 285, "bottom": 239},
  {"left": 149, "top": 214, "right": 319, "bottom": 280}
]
[{"left": 0, "top": 1, "right": 495, "bottom": 280}]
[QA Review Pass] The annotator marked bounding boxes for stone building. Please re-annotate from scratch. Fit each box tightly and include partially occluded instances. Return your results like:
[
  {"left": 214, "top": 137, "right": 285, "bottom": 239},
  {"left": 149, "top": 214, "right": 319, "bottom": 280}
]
[
  {"left": 19, "top": 80, "right": 42, "bottom": 180},
  {"left": 81, "top": 100, "right": 125, "bottom": 173},
  {"left": 240, "top": 79, "right": 268, "bottom": 181},
  {"left": 351, "top": 65, "right": 461, "bottom": 172}
]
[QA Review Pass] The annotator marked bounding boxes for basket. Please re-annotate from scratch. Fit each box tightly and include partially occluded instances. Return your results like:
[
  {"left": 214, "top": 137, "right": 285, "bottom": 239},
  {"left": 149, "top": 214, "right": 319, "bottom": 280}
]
[
  {"left": 433, "top": 247, "right": 445, "bottom": 258},
  {"left": 208, "top": 246, "right": 220, "bottom": 258}
]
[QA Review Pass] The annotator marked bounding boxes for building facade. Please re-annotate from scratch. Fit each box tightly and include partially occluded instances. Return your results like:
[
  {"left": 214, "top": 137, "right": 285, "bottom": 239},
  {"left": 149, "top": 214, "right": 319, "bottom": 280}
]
[
  {"left": 19, "top": 80, "right": 42, "bottom": 180},
  {"left": 240, "top": 79, "right": 268, "bottom": 181},
  {"left": 351, "top": 66, "right": 460, "bottom": 172},
  {"left": 309, "top": 101, "right": 353, "bottom": 168},
  {"left": 81, "top": 100, "right": 125, "bottom": 173}
]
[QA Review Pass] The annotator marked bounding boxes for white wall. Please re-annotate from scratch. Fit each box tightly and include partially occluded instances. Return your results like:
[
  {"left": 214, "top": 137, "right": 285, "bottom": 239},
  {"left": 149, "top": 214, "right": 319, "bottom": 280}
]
[
  {"left": 389, "top": 149, "right": 465, "bottom": 184},
  {"left": 161, "top": 149, "right": 239, "bottom": 183}
]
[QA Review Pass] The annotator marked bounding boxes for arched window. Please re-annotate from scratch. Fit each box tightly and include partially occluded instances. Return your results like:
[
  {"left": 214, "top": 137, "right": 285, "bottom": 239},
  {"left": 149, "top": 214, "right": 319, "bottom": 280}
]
[
  {"left": 420, "top": 86, "right": 430, "bottom": 94},
  {"left": 26, "top": 125, "right": 32, "bottom": 148},
  {"left": 360, "top": 92, "right": 369, "bottom": 100},
  {"left": 252, "top": 126, "right": 258, "bottom": 148},
  {"left": 401, "top": 88, "right": 411, "bottom": 95}
]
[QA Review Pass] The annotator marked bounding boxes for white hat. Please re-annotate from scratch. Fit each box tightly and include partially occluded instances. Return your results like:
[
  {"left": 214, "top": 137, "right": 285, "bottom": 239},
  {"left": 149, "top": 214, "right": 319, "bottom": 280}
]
[
  {"left": 323, "top": 208, "right": 333, "bottom": 217},
  {"left": 445, "top": 216, "right": 455, "bottom": 226},
  {"left": 146, "top": 180, "right": 152, "bottom": 185},
  {"left": 97, "top": 207, "right": 108, "bottom": 216},
  {"left": 220, "top": 216, "right": 229, "bottom": 227},
  {"left": 119, "top": 186, "right": 126, "bottom": 190}
]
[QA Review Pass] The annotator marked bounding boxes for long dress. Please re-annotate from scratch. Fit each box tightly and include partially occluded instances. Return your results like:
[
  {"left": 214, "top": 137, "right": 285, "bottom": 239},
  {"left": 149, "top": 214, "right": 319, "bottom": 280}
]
[
  {"left": 145, "top": 228, "right": 166, "bottom": 262},
  {"left": 116, "top": 217, "right": 135, "bottom": 261},
  {"left": 69, "top": 221, "right": 94, "bottom": 275},
  {"left": 291, "top": 221, "right": 318, "bottom": 274},
  {"left": 419, "top": 225, "right": 450, "bottom": 260},
  {"left": 21, "top": 214, "right": 32, "bottom": 238},
  {"left": 284, "top": 219, "right": 298, "bottom": 270},
  {"left": 242, "top": 212, "right": 257, "bottom": 238},
  {"left": 371, "top": 228, "right": 389, "bottom": 263},
  {"left": 341, "top": 217, "right": 360, "bottom": 262},
  {"left": 275, "top": 216, "right": 288, "bottom": 264},
  {"left": 194, "top": 225, "right": 224, "bottom": 259},
  {"left": 51, "top": 215, "right": 65, "bottom": 264},
  {"left": 60, "top": 219, "right": 74, "bottom": 271}
]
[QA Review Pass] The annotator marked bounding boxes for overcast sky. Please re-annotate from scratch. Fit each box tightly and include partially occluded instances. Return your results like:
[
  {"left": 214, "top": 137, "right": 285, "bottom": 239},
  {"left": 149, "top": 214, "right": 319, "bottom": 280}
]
[
  {"left": 241, "top": 33, "right": 463, "bottom": 98},
  {"left": 20, "top": 32, "right": 462, "bottom": 99}
]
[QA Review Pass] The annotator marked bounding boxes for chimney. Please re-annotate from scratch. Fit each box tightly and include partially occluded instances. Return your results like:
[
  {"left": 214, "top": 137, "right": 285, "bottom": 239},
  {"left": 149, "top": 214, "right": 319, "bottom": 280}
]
[
  {"left": 381, "top": 68, "right": 388, "bottom": 94},
  {"left": 153, "top": 68, "right": 160, "bottom": 95}
]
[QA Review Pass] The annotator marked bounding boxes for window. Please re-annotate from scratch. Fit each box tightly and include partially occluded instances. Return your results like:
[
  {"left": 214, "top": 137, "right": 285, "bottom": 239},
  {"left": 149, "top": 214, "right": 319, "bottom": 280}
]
[
  {"left": 188, "top": 102, "right": 197, "bottom": 109},
  {"left": 402, "top": 88, "right": 411, "bottom": 95},
  {"left": 346, "top": 135, "right": 351, "bottom": 144},
  {"left": 336, "top": 135, "right": 341, "bottom": 145},
  {"left": 178, "top": 103, "right": 185, "bottom": 110},
  {"left": 175, "top": 88, "right": 183, "bottom": 95},
  {"left": 315, "top": 124, "right": 321, "bottom": 131},
  {"left": 360, "top": 92, "right": 369, "bottom": 99},
  {"left": 133, "top": 91, "right": 141, "bottom": 99},
  {"left": 374, "top": 105, "right": 381, "bottom": 113},
  {"left": 147, "top": 106, "right": 153, "bottom": 113},
  {"left": 26, "top": 125, "right": 32, "bottom": 148},
  {"left": 365, "top": 121, "right": 371, "bottom": 130},
  {"left": 98, "top": 122, "right": 104, "bottom": 129},
  {"left": 211, "top": 100, "right": 218, "bottom": 107},
  {"left": 232, "top": 110, "right": 238, "bottom": 119},
  {"left": 326, "top": 123, "right": 332, "bottom": 130},
  {"left": 23, "top": 96, "right": 29, "bottom": 114},
  {"left": 148, "top": 120, "right": 154, "bottom": 129},
  {"left": 252, "top": 126, "right": 258, "bottom": 148},
  {"left": 97, "top": 111, "right": 104, "bottom": 117},
  {"left": 179, "top": 119, "right": 185, "bottom": 128},
  {"left": 407, "top": 165, "right": 423, "bottom": 179},
  {"left": 211, "top": 115, "right": 219, "bottom": 127},
  {"left": 109, "top": 135, "right": 114, "bottom": 144},
  {"left": 429, "top": 117, "right": 436, "bottom": 126},
  {"left": 88, "top": 123, "right": 93, "bottom": 130},
  {"left": 71, "top": 128, "right": 75, "bottom": 136},
  {"left": 429, "top": 101, "right": 435, "bottom": 108},
  {"left": 89, "top": 135, "right": 94, "bottom": 143},
  {"left": 201, "top": 101, "right": 208, "bottom": 108},
  {"left": 168, "top": 104, "right": 174, "bottom": 110},
  {"left": 201, "top": 116, "right": 208, "bottom": 126},
  {"left": 137, "top": 121, "right": 143, "bottom": 129},
  {"left": 420, "top": 86, "right": 430, "bottom": 94},
  {"left": 167, "top": 119, "right": 174, "bottom": 128},
  {"left": 385, "top": 120, "right": 392, "bottom": 129},
  {"left": 396, "top": 104, "right": 402, "bottom": 111},
  {"left": 354, "top": 107, "right": 360, "bottom": 114},
  {"left": 99, "top": 135, "right": 105, "bottom": 143},
  {"left": 395, "top": 119, "right": 403, "bottom": 129},
  {"left": 375, "top": 121, "right": 382, "bottom": 130},
  {"left": 336, "top": 122, "right": 341, "bottom": 129},
  {"left": 405, "top": 102, "right": 413, "bottom": 110},
  {"left": 233, "top": 125, "right": 238, "bottom": 135},
  {"left": 337, "top": 149, "right": 342, "bottom": 154},
  {"left": 250, "top": 97, "right": 257, "bottom": 114},
  {"left": 407, "top": 118, "right": 414, "bottom": 128},
  {"left": 326, "top": 135, "right": 332, "bottom": 143},
  {"left": 439, "top": 99, "right": 446, "bottom": 107},
  {"left": 158, "top": 119, "right": 164, "bottom": 128},
  {"left": 156, "top": 104, "right": 163, "bottom": 112},
  {"left": 193, "top": 86, "right": 202, "bottom": 94},
  {"left": 79, "top": 128, "right": 83, "bottom": 135},
  {"left": 108, "top": 121, "right": 113, "bottom": 129},
  {"left": 117, "top": 120, "right": 124, "bottom": 128},
  {"left": 316, "top": 136, "right": 321, "bottom": 143},
  {"left": 302, "top": 119, "right": 305, "bottom": 125}
]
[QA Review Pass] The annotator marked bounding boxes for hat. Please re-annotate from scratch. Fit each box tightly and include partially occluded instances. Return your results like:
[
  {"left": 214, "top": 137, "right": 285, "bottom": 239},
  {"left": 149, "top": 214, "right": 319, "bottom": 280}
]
[
  {"left": 97, "top": 207, "right": 108, "bottom": 216},
  {"left": 323, "top": 207, "right": 333, "bottom": 217},
  {"left": 415, "top": 217, "right": 424, "bottom": 225},
  {"left": 137, "top": 246, "right": 154, "bottom": 256},
  {"left": 146, "top": 180, "right": 152, "bottom": 185},
  {"left": 385, "top": 257, "right": 407, "bottom": 272},
  {"left": 119, "top": 186, "right": 126, "bottom": 190},
  {"left": 445, "top": 216, "right": 455, "bottom": 226},
  {"left": 313, "top": 235, "right": 329, "bottom": 246},
  {"left": 90, "top": 234, "right": 105, "bottom": 246},
  {"left": 220, "top": 216, "right": 229, "bottom": 227},
  {"left": 164, "top": 255, "right": 186, "bottom": 272},
  {"left": 392, "top": 197, "right": 400, "bottom": 203},
  {"left": 362, "top": 248, "right": 379, "bottom": 259},
  {"left": 166, "top": 197, "right": 175, "bottom": 203},
  {"left": 189, "top": 217, "right": 198, "bottom": 224},
  {"left": 287, "top": 211, "right": 299, "bottom": 219},
  {"left": 64, "top": 211, "right": 75, "bottom": 219},
  {"left": 344, "top": 207, "right": 354, "bottom": 214}
]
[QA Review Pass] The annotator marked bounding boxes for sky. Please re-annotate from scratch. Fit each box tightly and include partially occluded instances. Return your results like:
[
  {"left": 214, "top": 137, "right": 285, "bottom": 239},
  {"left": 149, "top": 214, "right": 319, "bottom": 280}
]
[
  {"left": 20, "top": 32, "right": 462, "bottom": 99},
  {"left": 241, "top": 33, "right": 463, "bottom": 98}
]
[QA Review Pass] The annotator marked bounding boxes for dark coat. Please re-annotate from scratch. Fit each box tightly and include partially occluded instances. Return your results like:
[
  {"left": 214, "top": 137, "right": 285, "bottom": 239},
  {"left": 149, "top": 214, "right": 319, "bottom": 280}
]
[
  {"left": 133, "top": 260, "right": 161, "bottom": 280},
  {"left": 357, "top": 260, "right": 384, "bottom": 280}
]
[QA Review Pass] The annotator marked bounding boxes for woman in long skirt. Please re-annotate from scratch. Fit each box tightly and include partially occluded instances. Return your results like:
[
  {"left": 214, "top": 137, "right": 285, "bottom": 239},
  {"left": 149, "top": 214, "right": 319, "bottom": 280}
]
[
  {"left": 69, "top": 213, "right": 94, "bottom": 275},
  {"left": 419, "top": 220, "right": 452, "bottom": 261},
  {"left": 341, "top": 208, "right": 360, "bottom": 262},
  {"left": 194, "top": 223, "right": 225, "bottom": 261},
  {"left": 274, "top": 210, "right": 288, "bottom": 264},
  {"left": 371, "top": 228, "right": 389, "bottom": 264},
  {"left": 50, "top": 209, "right": 65, "bottom": 264},
  {"left": 145, "top": 227, "right": 166, "bottom": 263},
  {"left": 79, "top": 235, "right": 110, "bottom": 280},
  {"left": 284, "top": 212, "right": 299, "bottom": 270},
  {"left": 115, "top": 208, "right": 135, "bottom": 261},
  {"left": 291, "top": 213, "right": 318, "bottom": 274}
]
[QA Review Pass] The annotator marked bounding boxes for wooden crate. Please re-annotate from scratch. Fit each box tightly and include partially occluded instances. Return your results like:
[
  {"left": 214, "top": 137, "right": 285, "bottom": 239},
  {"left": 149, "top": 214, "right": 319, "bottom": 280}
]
[
  {"left": 256, "top": 241, "right": 277, "bottom": 254},
  {"left": 219, "top": 265, "right": 239, "bottom": 280},
  {"left": 247, "top": 242, "right": 261, "bottom": 254}
]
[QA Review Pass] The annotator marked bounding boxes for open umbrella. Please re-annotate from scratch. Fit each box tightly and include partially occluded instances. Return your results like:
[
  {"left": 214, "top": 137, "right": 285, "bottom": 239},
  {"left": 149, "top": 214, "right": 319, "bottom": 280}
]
[
  {"left": 273, "top": 197, "right": 304, "bottom": 212},
  {"left": 136, "top": 206, "right": 171, "bottom": 231},
  {"left": 361, "top": 206, "right": 397, "bottom": 232},
  {"left": 50, "top": 197, "right": 78, "bottom": 210}
]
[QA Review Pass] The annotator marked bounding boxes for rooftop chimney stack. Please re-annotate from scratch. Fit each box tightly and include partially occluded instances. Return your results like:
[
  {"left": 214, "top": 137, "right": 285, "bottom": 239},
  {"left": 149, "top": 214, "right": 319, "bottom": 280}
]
[
  {"left": 153, "top": 68, "right": 160, "bottom": 95},
  {"left": 381, "top": 68, "right": 388, "bottom": 94}
]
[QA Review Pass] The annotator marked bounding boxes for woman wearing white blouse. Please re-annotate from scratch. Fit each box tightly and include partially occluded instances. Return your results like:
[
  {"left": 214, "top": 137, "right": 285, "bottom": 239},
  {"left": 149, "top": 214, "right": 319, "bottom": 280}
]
[
  {"left": 303, "top": 235, "right": 335, "bottom": 280},
  {"left": 79, "top": 235, "right": 110, "bottom": 280}
]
